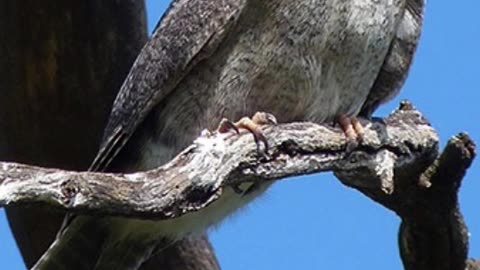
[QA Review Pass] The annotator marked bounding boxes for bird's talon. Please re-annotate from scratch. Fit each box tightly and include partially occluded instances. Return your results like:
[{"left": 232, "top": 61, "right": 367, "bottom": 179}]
[
  {"left": 337, "top": 114, "right": 364, "bottom": 145},
  {"left": 345, "top": 138, "right": 359, "bottom": 153},
  {"left": 258, "top": 148, "right": 271, "bottom": 160},
  {"left": 253, "top": 130, "right": 269, "bottom": 154},
  {"left": 351, "top": 117, "right": 364, "bottom": 142},
  {"left": 217, "top": 118, "right": 240, "bottom": 134},
  {"left": 216, "top": 112, "right": 277, "bottom": 155},
  {"left": 252, "top": 112, "right": 278, "bottom": 126}
]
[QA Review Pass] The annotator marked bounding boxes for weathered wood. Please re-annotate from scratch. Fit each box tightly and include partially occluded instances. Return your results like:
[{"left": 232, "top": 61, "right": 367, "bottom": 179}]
[
  {"left": 467, "top": 259, "right": 480, "bottom": 270},
  {"left": 397, "top": 133, "right": 475, "bottom": 270},
  {"left": 0, "top": 105, "right": 438, "bottom": 219},
  {"left": 1, "top": 103, "right": 477, "bottom": 269}
]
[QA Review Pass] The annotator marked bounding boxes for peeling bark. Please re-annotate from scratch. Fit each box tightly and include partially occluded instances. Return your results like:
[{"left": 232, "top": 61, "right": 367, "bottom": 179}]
[
  {"left": 0, "top": 104, "right": 437, "bottom": 219},
  {"left": 1, "top": 103, "right": 476, "bottom": 269}
]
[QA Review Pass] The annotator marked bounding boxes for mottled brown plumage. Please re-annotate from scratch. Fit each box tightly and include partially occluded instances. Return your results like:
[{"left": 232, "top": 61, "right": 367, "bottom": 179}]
[{"left": 33, "top": 0, "right": 425, "bottom": 269}]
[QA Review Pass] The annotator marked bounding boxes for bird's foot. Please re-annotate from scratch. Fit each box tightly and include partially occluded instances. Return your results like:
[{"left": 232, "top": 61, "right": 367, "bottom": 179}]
[
  {"left": 336, "top": 114, "right": 364, "bottom": 151},
  {"left": 217, "top": 112, "right": 277, "bottom": 154}
]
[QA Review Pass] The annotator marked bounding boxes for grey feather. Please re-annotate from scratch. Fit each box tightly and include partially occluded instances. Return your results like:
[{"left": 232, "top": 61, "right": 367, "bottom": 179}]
[
  {"left": 32, "top": 217, "right": 109, "bottom": 270},
  {"left": 90, "top": 0, "right": 248, "bottom": 172},
  {"left": 35, "top": 0, "right": 426, "bottom": 269},
  {"left": 360, "top": 0, "right": 426, "bottom": 117}
]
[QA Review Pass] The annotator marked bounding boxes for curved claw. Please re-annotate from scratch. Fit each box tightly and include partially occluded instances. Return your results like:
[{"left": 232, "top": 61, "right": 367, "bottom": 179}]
[
  {"left": 217, "top": 118, "right": 240, "bottom": 134},
  {"left": 252, "top": 112, "right": 277, "bottom": 126},
  {"left": 216, "top": 112, "right": 277, "bottom": 155},
  {"left": 337, "top": 114, "right": 364, "bottom": 142},
  {"left": 234, "top": 116, "right": 270, "bottom": 154}
]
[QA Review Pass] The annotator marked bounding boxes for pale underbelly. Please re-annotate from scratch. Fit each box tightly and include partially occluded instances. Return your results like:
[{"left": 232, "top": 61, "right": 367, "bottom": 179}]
[{"left": 111, "top": 182, "right": 272, "bottom": 241}]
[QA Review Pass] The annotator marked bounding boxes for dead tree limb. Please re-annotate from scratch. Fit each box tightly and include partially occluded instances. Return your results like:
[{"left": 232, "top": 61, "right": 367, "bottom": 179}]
[
  {"left": 0, "top": 102, "right": 476, "bottom": 270},
  {"left": 396, "top": 133, "right": 475, "bottom": 270},
  {"left": 0, "top": 103, "right": 437, "bottom": 218}
]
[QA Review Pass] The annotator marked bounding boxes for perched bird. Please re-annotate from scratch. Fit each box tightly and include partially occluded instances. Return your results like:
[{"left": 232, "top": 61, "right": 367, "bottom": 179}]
[{"left": 33, "top": 0, "right": 425, "bottom": 269}]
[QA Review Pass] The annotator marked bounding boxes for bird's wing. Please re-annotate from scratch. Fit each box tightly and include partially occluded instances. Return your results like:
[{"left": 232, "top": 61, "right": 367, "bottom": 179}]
[
  {"left": 359, "top": 0, "right": 426, "bottom": 117},
  {"left": 89, "top": 0, "right": 249, "bottom": 171}
]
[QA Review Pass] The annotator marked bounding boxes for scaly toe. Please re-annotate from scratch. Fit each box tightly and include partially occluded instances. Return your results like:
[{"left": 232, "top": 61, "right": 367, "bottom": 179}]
[
  {"left": 336, "top": 114, "right": 364, "bottom": 145},
  {"left": 216, "top": 118, "right": 240, "bottom": 134},
  {"left": 215, "top": 112, "right": 278, "bottom": 155}
]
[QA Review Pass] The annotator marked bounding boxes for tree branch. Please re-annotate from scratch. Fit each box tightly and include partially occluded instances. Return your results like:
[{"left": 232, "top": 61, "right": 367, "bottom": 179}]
[
  {"left": 0, "top": 102, "right": 436, "bottom": 218},
  {"left": 396, "top": 133, "right": 476, "bottom": 270},
  {"left": 0, "top": 101, "right": 476, "bottom": 269}
]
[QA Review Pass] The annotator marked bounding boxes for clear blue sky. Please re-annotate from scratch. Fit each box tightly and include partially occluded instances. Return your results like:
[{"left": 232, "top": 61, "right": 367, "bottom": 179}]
[{"left": 1, "top": 1, "right": 479, "bottom": 269}]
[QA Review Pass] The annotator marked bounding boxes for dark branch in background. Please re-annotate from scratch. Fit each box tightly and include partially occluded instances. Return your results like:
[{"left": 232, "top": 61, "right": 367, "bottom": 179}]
[
  {"left": 0, "top": 102, "right": 476, "bottom": 269},
  {"left": 0, "top": 1, "right": 148, "bottom": 266}
]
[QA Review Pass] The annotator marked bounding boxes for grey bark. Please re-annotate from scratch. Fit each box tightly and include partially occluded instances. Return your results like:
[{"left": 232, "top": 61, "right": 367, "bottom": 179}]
[
  {"left": 0, "top": 2, "right": 218, "bottom": 269},
  {"left": 0, "top": 103, "right": 477, "bottom": 269}
]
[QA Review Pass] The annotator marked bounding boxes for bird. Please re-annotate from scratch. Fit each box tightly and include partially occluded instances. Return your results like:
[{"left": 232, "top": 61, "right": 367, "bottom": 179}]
[{"left": 32, "top": 0, "right": 425, "bottom": 269}]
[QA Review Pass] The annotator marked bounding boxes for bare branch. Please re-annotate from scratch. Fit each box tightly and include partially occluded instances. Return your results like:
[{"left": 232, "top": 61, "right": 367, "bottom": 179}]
[
  {"left": 395, "top": 133, "right": 476, "bottom": 270},
  {"left": 467, "top": 259, "right": 480, "bottom": 270},
  {"left": 0, "top": 101, "right": 477, "bottom": 269},
  {"left": 0, "top": 102, "right": 437, "bottom": 220}
]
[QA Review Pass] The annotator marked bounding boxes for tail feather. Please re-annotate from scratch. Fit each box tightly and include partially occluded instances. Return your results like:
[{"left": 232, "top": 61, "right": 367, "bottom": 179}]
[
  {"left": 31, "top": 216, "right": 161, "bottom": 270},
  {"left": 31, "top": 216, "right": 109, "bottom": 270},
  {"left": 93, "top": 236, "right": 157, "bottom": 270}
]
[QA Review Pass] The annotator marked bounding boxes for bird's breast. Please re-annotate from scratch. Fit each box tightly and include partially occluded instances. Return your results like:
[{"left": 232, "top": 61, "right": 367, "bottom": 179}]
[
  {"left": 213, "top": 0, "right": 406, "bottom": 123},
  {"left": 106, "top": 0, "right": 408, "bottom": 243},
  {"left": 136, "top": 0, "right": 407, "bottom": 172}
]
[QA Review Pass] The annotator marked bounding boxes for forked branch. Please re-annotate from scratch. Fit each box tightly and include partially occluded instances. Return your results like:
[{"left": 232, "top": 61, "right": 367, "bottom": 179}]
[{"left": 0, "top": 101, "right": 476, "bottom": 270}]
